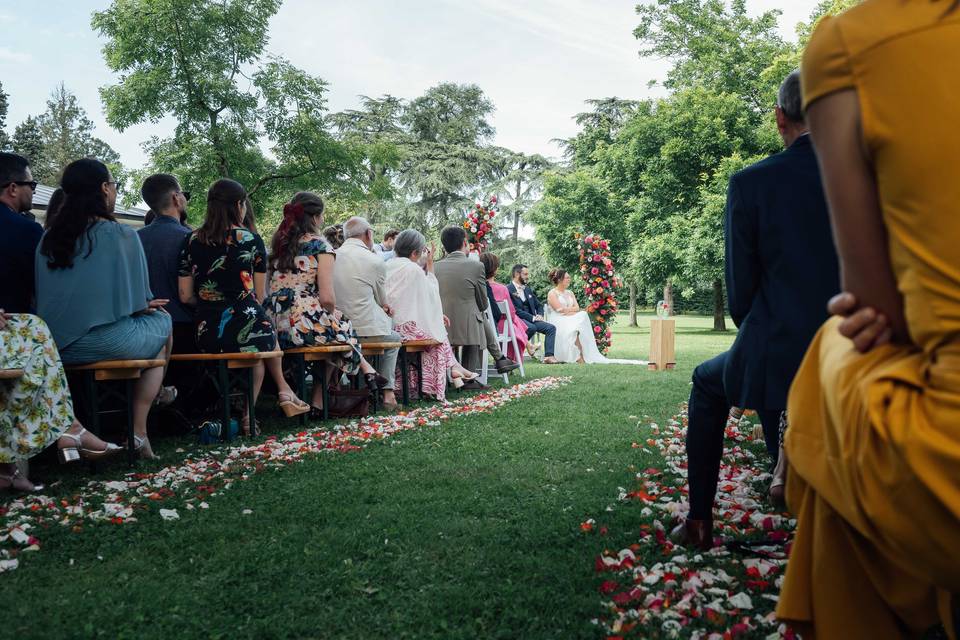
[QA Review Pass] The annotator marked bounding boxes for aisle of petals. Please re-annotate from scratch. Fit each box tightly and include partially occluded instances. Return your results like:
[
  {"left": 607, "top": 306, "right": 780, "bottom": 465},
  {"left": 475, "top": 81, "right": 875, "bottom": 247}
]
[
  {"left": 0, "top": 376, "right": 569, "bottom": 574},
  {"left": 590, "top": 407, "right": 797, "bottom": 640}
]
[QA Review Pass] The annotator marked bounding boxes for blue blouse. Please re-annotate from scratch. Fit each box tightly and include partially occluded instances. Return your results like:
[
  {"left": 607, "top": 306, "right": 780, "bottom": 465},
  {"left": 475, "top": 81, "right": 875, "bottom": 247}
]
[{"left": 35, "top": 220, "right": 154, "bottom": 350}]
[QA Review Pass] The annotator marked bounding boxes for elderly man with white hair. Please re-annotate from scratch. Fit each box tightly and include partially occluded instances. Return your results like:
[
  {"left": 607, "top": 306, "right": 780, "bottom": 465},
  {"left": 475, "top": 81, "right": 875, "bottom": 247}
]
[{"left": 333, "top": 216, "right": 400, "bottom": 409}]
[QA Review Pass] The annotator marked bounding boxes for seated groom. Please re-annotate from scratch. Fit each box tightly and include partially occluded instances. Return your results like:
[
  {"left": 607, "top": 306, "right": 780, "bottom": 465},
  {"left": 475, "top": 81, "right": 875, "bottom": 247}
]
[
  {"left": 673, "top": 70, "right": 840, "bottom": 549},
  {"left": 507, "top": 264, "right": 558, "bottom": 364},
  {"left": 434, "top": 226, "right": 519, "bottom": 387},
  {"left": 333, "top": 216, "right": 399, "bottom": 408}
]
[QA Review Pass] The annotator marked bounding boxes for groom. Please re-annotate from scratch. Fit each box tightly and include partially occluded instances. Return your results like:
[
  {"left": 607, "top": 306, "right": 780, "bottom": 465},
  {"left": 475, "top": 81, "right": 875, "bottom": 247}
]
[{"left": 507, "top": 265, "right": 558, "bottom": 364}]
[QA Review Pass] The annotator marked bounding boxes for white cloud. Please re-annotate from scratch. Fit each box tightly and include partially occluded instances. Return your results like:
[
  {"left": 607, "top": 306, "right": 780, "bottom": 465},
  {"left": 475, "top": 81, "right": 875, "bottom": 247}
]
[{"left": 0, "top": 47, "right": 31, "bottom": 64}]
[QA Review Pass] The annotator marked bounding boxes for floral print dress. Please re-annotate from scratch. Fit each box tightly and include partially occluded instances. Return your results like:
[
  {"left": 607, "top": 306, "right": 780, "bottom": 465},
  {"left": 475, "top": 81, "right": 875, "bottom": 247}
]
[
  {"left": 265, "top": 234, "right": 362, "bottom": 375},
  {"left": 178, "top": 227, "right": 277, "bottom": 354},
  {"left": 0, "top": 315, "right": 72, "bottom": 462}
]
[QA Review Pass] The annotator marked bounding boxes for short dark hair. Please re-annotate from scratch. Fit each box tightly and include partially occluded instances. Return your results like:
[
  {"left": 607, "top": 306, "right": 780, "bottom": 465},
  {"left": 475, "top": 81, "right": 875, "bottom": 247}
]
[
  {"left": 511, "top": 264, "right": 526, "bottom": 278},
  {"left": 777, "top": 70, "right": 804, "bottom": 123},
  {"left": 0, "top": 152, "right": 30, "bottom": 185},
  {"left": 383, "top": 228, "right": 400, "bottom": 241},
  {"left": 140, "top": 173, "right": 180, "bottom": 212},
  {"left": 440, "top": 226, "right": 466, "bottom": 254}
]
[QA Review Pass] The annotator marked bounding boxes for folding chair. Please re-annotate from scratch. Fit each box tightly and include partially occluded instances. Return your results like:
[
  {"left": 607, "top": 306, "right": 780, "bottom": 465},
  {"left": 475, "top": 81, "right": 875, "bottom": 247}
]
[{"left": 495, "top": 300, "right": 525, "bottom": 378}]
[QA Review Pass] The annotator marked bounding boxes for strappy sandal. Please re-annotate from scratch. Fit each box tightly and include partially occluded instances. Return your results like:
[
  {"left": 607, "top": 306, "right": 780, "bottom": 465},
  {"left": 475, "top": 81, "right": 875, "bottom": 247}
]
[
  {"left": 278, "top": 392, "right": 310, "bottom": 418},
  {"left": 0, "top": 467, "right": 44, "bottom": 493},
  {"left": 57, "top": 427, "right": 121, "bottom": 463},
  {"left": 132, "top": 435, "right": 160, "bottom": 460}
]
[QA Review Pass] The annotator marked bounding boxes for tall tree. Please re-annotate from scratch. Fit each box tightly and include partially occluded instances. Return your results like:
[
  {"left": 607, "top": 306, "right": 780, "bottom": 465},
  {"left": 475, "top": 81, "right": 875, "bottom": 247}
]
[
  {"left": 10, "top": 117, "right": 45, "bottom": 171},
  {"left": 0, "top": 81, "right": 9, "bottom": 150},
  {"left": 489, "top": 149, "right": 552, "bottom": 241}
]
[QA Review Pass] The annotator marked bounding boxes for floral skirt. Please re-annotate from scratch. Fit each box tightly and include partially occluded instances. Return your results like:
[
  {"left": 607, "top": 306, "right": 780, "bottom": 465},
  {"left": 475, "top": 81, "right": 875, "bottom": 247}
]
[
  {"left": 265, "top": 290, "right": 362, "bottom": 375},
  {"left": 196, "top": 298, "right": 277, "bottom": 355},
  {"left": 393, "top": 321, "right": 455, "bottom": 401},
  {"left": 0, "top": 314, "right": 73, "bottom": 462}
]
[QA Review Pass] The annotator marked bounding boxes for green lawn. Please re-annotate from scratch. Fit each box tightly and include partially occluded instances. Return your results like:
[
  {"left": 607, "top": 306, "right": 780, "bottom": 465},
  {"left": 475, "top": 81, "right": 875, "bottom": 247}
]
[{"left": 1, "top": 314, "right": 736, "bottom": 640}]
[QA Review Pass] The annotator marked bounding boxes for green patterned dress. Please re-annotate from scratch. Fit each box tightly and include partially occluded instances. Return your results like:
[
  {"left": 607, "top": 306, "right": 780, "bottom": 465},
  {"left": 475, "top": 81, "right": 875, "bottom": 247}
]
[{"left": 0, "top": 314, "right": 72, "bottom": 462}]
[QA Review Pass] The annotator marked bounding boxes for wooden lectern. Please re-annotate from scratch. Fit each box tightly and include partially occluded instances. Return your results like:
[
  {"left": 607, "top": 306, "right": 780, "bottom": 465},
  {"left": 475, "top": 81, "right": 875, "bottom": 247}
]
[{"left": 648, "top": 318, "right": 676, "bottom": 371}]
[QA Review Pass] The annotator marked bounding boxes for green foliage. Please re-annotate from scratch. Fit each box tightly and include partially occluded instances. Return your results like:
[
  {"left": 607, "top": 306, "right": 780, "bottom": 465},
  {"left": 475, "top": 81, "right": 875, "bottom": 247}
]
[
  {"left": 10, "top": 84, "right": 125, "bottom": 192},
  {"left": 0, "top": 81, "right": 9, "bottom": 150}
]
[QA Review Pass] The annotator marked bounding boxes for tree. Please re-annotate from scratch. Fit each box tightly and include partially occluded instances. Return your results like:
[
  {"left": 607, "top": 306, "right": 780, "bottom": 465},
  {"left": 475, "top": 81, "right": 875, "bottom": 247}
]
[
  {"left": 488, "top": 149, "right": 552, "bottom": 241},
  {"left": 92, "top": 0, "right": 359, "bottom": 228},
  {"left": 10, "top": 85, "right": 125, "bottom": 189},
  {"left": 0, "top": 81, "right": 9, "bottom": 150}
]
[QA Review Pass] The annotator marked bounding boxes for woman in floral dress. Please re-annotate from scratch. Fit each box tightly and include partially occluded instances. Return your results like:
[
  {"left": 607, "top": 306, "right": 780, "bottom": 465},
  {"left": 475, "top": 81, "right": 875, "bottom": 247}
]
[
  {"left": 0, "top": 312, "right": 119, "bottom": 491},
  {"left": 266, "top": 192, "right": 384, "bottom": 414},
  {"left": 178, "top": 179, "right": 309, "bottom": 424}
]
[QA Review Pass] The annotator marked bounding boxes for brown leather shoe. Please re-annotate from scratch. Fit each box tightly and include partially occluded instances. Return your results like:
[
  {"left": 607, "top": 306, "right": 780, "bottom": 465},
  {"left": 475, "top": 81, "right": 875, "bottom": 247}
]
[
  {"left": 670, "top": 518, "right": 713, "bottom": 551},
  {"left": 494, "top": 357, "right": 520, "bottom": 374},
  {"left": 542, "top": 356, "right": 560, "bottom": 364}
]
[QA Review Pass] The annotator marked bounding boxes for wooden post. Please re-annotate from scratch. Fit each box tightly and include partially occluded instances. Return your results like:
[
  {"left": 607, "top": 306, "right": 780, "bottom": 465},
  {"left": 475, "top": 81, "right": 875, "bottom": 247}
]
[{"left": 648, "top": 318, "right": 676, "bottom": 371}]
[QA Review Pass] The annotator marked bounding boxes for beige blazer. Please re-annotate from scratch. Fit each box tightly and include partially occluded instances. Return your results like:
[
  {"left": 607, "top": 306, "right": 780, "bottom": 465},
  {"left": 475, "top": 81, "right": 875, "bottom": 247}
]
[
  {"left": 333, "top": 238, "right": 393, "bottom": 337},
  {"left": 433, "top": 251, "right": 488, "bottom": 346}
]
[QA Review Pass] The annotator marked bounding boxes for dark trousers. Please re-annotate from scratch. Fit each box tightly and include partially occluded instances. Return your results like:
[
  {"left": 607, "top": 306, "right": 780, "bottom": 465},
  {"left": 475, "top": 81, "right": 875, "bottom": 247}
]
[
  {"left": 686, "top": 351, "right": 781, "bottom": 520},
  {"left": 522, "top": 319, "right": 556, "bottom": 357}
]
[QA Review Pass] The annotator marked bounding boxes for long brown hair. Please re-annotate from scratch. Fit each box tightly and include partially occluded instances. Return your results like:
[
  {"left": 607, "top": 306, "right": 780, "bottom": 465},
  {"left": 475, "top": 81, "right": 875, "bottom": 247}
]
[
  {"left": 195, "top": 179, "right": 246, "bottom": 245},
  {"left": 269, "top": 191, "right": 325, "bottom": 272},
  {"left": 40, "top": 158, "right": 117, "bottom": 269},
  {"left": 479, "top": 252, "right": 500, "bottom": 279}
]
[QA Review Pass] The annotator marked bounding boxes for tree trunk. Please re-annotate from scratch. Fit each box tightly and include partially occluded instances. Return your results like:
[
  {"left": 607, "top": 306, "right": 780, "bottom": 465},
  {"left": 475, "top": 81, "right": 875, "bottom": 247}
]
[
  {"left": 663, "top": 279, "right": 674, "bottom": 316},
  {"left": 712, "top": 278, "right": 727, "bottom": 332},
  {"left": 512, "top": 177, "right": 522, "bottom": 241},
  {"left": 628, "top": 282, "right": 638, "bottom": 327}
]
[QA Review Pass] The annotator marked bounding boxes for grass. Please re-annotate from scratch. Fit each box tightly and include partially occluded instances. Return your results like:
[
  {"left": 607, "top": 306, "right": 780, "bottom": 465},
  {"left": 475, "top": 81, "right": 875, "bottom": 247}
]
[{"left": 1, "top": 314, "right": 736, "bottom": 640}]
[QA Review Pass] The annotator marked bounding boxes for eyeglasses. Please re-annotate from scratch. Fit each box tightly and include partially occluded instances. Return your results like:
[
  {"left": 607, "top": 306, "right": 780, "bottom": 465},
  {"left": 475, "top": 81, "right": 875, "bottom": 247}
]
[{"left": 2, "top": 180, "right": 37, "bottom": 191}]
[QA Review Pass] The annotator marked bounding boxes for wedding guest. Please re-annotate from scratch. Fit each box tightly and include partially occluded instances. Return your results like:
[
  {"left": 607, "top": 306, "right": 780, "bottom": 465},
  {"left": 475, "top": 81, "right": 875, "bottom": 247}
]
[
  {"left": 178, "top": 178, "right": 309, "bottom": 428},
  {"left": 385, "top": 229, "right": 479, "bottom": 399},
  {"left": 36, "top": 158, "right": 172, "bottom": 459},
  {"left": 323, "top": 223, "right": 344, "bottom": 250},
  {"left": 374, "top": 228, "right": 398, "bottom": 260},
  {"left": 508, "top": 264, "right": 558, "bottom": 363},
  {"left": 434, "top": 226, "right": 518, "bottom": 385},
  {"left": 333, "top": 216, "right": 399, "bottom": 409},
  {"left": 776, "top": 3, "right": 960, "bottom": 636},
  {"left": 138, "top": 174, "right": 194, "bottom": 354},
  {"left": 267, "top": 194, "right": 387, "bottom": 414},
  {"left": 43, "top": 187, "right": 65, "bottom": 230},
  {"left": 671, "top": 71, "right": 839, "bottom": 550},
  {"left": 0, "top": 153, "right": 42, "bottom": 314},
  {"left": 480, "top": 252, "right": 531, "bottom": 362},
  {"left": 0, "top": 311, "right": 120, "bottom": 490}
]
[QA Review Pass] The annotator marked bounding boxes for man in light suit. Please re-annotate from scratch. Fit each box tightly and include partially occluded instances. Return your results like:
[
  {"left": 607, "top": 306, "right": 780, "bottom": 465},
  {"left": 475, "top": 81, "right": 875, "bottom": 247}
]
[
  {"left": 333, "top": 216, "right": 400, "bottom": 408},
  {"left": 434, "top": 226, "right": 519, "bottom": 387},
  {"left": 672, "top": 70, "right": 840, "bottom": 549},
  {"left": 507, "top": 264, "right": 558, "bottom": 364}
]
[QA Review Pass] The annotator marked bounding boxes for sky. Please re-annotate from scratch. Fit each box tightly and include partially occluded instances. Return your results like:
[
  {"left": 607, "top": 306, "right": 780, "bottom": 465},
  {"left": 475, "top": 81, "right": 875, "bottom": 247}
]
[{"left": 0, "top": 0, "right": 822, "bottom": 172}]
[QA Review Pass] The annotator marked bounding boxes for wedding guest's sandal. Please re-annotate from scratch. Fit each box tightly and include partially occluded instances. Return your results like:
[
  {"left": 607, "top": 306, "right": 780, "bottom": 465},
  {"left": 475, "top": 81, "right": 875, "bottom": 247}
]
[
  {"left": 57, "top": 426, "right": 121, "bottom": 463},
  {"left": 132, "top": 435, "right": 160, "bottom": 460},
  {"left": 278, "top": 392, "right": 310, "bottom": 418},
  {"left": 0, "top": 468, "right": 44, "bottom": 493}
]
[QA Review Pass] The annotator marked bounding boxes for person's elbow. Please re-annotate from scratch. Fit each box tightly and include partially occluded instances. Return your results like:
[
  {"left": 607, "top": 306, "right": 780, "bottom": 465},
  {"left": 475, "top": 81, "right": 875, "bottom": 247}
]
[{"left": 318, "top": 293, "right": 337, "bottom": 310}]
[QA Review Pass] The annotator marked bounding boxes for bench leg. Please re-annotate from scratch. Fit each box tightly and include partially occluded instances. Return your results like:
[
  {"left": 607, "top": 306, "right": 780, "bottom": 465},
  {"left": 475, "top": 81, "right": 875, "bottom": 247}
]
[
  {"left": 217, "top": 361, "right": 232, "bottom": 443},
  {"left": 294, "top": 355, "right": 307, "bottom": 427},
  {"left": 416, "top": 352, "right": 424, "bottom": 401},
  {"left": 84, "top": 372, "right": 100, "bottom": 473},
  {"left": 320, "top": 361, "right": 329, "bottom": 422},
  {"left": 246, "top": 367, "right": 256, "bottom": 437},
  {"left": 370, "top": 354, "right": 380, "bottom": 414},
  {"left": 399, "top": 347, "right": 410, "bottom": 407},
  {"left": 125, "top": 378, "right": 136, "bottom": 466}
]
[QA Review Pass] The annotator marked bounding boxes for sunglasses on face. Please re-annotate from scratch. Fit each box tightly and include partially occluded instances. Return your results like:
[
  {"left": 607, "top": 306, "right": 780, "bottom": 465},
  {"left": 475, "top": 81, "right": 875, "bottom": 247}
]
[{"left": 2, "top": 180, "right": 38, "bottom": 191}]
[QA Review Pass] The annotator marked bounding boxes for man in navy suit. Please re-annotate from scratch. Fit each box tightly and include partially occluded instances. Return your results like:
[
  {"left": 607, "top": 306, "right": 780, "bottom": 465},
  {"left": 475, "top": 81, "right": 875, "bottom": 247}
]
[
  {"left": 507, "top": 265, "right": 558, "bottom": 364},
  {"left": 673, "top": 71, "right": 840, "bottom": 549}
]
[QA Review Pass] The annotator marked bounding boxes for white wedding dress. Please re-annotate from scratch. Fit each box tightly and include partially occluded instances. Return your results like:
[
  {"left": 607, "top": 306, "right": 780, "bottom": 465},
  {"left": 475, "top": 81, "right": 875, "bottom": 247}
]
[{"left": 545, "top": 289, "right": 645, "bottom": 365}]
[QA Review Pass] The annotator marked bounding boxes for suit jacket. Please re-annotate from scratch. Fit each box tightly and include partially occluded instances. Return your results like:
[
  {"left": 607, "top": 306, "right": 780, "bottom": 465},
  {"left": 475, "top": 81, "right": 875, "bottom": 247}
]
[
  {"left": 506, "top": 283, "right": 543, "bottom": 323},
  {"left": 723, "top": 134, "right": 840, "bottom": 411},
  {"left": 333, "top": 238, "right": 393, "bottom": 336},
  {"left": 433, "top": 251, "right": 488, "bottom": 346}
]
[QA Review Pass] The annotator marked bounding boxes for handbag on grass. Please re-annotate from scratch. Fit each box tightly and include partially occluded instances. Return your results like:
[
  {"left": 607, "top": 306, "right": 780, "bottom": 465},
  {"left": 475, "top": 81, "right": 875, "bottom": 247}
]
[{"left": 326, "top": 386, "right": 370, "bottom": 418}]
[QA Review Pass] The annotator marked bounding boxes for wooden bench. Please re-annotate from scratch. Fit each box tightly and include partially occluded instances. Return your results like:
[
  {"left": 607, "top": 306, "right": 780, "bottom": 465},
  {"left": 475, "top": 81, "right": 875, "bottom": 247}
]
[
  {"left": 169, "top": 351, "right": 282, "bottom": 441},
  {"left": 64, "top": 359, "right": 167, "bottom": 465},
  {"left": 398, "top": 339, "right": 440, "bottom": 406},
  {"left": 283, "top": 344, "right": 353, "bottom": 423},
  {"left": 0, "top": 369, "right": 25, "bottom": 380}
]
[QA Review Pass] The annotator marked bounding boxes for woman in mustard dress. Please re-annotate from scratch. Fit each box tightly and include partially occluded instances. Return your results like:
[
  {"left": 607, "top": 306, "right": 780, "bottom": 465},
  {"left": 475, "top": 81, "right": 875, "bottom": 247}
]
[{"left": 779, "top": 1, "right": 960, "bottom": 637}]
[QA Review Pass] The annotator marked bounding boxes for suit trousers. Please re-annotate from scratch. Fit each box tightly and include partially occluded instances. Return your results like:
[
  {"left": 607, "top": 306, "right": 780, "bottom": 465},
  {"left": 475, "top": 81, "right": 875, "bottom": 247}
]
[
  {"left": 686, "top": 351, "right": 781, "bottom": 521},
  {"left": 522, "top": 319, "right": 556, "bottom": 357},
  {"left": 460, "top": 320, "right": 504, "bottom": 372},
  {"left": 359, "top": 332, "right": 401, "bottom": 388}
]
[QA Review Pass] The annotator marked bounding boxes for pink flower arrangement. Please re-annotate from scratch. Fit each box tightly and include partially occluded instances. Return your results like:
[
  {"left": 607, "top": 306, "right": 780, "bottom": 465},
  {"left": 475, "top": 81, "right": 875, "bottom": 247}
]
[{"left": 577, "top": 232, "right": 621, "bottom": 354}]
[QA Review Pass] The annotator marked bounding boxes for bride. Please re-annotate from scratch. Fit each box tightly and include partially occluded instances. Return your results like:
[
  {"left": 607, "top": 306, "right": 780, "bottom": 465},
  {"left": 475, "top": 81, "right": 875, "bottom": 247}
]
[{"left": 545, "top": 268, "right": 644, "bottom": 365}]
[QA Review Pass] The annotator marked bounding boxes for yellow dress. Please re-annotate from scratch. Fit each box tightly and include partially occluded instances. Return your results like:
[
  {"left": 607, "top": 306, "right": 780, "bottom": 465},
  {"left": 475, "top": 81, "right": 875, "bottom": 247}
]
[{"left": 779, "top": 1, "right": 960, "bottom": 637}]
